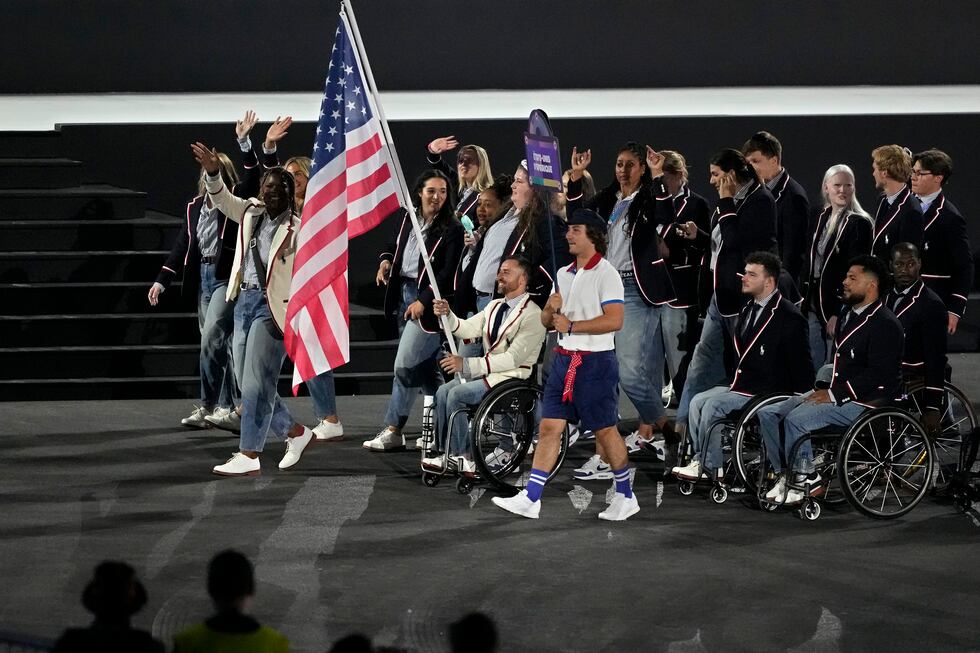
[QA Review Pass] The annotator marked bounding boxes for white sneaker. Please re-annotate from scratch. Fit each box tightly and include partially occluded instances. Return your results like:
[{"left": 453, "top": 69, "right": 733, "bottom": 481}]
[
  {"left": 204, "top": 407, "right": 241, "bottom": 433},
  {"left": 455, "top": 456, "right": 477, "bottom": 474},
  {"left": 313, "top": 419, "right": 344, "bottom": 441},
  {"left": 785, "top": 473, "right": 823, "bottom": 504},
  {"left": 414, "top": 436, "right": 430, "bottom": 450},
  {"left": 491, "top": 490, "right": 540, "bottom": 519},
  {"left": 598, "top": 493, "right": 640, "bottom": 521},
  {"left": 567, "top": 424, "right": 581, "bottom": 447},
  {"left": 421, "top": 453, "right": 446, "bottom": 470},
  {"left": 672, "top": 460, "right": 702, "bottom": 481},
  {"left": 765, "top": 476, "right": 788, "bottom": 502},
  {"left": 573, "top": 454, "right": 613, "bottom": 480},
  {"left": 484, "top": 447, "right": 513, "bottom": 473},
  {"left": 279, "top": 427, "right": 314, "bottom": 469},
  {"left": 181, "top": 406, "right": 212, "bottom": 429},
  {"left": 624, "top": 431, "right": 655, "bottom": 454},
  {"left": 363, "top": 427, "right": 405, "bottom": 451},
  {"left": 213, "top": 452, "right": 260, "bottom": 476}
]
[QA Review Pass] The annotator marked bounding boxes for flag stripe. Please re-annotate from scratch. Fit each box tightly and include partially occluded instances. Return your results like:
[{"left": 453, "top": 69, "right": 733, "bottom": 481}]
[{"left": 284, "top": 12, "right": 401, "bottom": 393}]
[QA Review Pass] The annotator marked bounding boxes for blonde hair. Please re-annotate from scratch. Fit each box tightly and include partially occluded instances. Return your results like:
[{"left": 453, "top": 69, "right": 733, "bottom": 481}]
[
  {"left": 284, "top": 156, "right": 312, "bottom": 179},
  {"left": 821, "top": 164, "right": 871, "bottom": 220},
  {"left": 871, "top": 145, "right": 912, "bottom": 182},
  {"left": 197, "top": 152, "right": 239, "bottom": 196},
  {"left": 660, "top": 150, "right": 689, "bottom": 184},
  {"left": 459, "top": 145, "right": 493, "bottom": 194}
]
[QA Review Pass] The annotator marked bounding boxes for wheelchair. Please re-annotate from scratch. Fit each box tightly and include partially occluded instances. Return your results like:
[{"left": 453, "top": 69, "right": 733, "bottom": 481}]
[
  {"left": 420, "top": 378, "right": 569, "bottom": 496},
  {"left": 744, "top": 388, "right": 977, "bottom": 522},
  {"left": 673, "top": 392, "right": 792, "bottom": 504}
]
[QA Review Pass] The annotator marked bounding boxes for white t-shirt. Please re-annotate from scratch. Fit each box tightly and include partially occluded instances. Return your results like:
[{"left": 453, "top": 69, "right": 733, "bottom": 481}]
[{"left": 555, "top": 255, "right": 625, "bottom": 352}]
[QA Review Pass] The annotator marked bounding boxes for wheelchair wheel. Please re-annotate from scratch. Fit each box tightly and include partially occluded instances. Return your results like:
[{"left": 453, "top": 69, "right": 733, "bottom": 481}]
[
  {"left": 710, "top": 485, "right": 728, "bottom": 504},
  {"left": 798, "top": 499, "right": 821, "bottom": 521},
  {"left": 471, "top": 381, "right": 568, "bottom": 493},
  {"left": 905, "top": 381, "right": 978, "bottom": 489},
  {"left": 455, "top": 477, "right": 474, "bottom": 495},
  {"left": 733, "top": 393, "right": 792, "bottom": 493},
  {"left": 422, "top": 472, "right": 440, "bottom": 488},
  {"left": 677, "top": 479, "right": 695, "bottom": 496},
  {"left": 838, "top": 408, "right": 933, "bottom": 519}
]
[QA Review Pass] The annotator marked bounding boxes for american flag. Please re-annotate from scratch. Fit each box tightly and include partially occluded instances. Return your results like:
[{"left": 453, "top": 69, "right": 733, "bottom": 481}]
[{"left": 284, "top": 11, "right": 401, "bottom": 392}]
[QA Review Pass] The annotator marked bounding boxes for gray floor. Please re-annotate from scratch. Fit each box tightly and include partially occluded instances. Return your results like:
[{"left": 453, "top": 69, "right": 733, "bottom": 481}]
[{"left": 2, "top": 356, "right": 979, "bottom": 653}]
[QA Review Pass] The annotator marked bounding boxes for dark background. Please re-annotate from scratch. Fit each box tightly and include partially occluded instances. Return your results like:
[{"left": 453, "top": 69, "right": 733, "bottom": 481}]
[
  {"left": 6, "top": 0, "right": 980, "bottom": 93},
  {"left": 60, "top": 113, "right": 980, "bottom": 308}
]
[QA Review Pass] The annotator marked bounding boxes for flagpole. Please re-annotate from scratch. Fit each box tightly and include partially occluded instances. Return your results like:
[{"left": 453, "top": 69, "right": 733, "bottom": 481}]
[{"left": 341, "top": 0, "right": 459, "bottom": 357}]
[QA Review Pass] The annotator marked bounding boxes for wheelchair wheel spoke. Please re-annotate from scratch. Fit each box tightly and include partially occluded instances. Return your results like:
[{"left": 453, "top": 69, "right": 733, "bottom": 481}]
[
  {"left": 891, "top": 471, "right": 922, "bottom": 493},
  {"left": 858, "top": 467, "right": 882, "bottom": 504},
  {"left": 854, "top": 439, "right": 883, "bottom": 465}
]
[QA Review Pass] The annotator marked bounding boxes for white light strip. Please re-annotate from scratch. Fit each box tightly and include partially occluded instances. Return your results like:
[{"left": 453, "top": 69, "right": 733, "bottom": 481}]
[{"left": 1, "top": 86, "right": 979, "bottom": 131}]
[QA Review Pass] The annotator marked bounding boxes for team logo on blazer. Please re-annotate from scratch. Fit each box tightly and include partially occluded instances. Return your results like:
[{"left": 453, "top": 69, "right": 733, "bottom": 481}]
[
  {"left": 924, "top": 241, "right": 930, "bottom": 250},
  {"left": 760, "top": 345, "right": 766, "bottom": 356},
  {"left": 850, "top": 348, "right": 855, "bottom": 359}
]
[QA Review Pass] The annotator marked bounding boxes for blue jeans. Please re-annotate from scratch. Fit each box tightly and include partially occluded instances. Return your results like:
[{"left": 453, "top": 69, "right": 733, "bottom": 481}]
[
  {"left": 756, "top": 392, "right": 864, "bottom": 474},
  {"left": 662, "top": 305, "right": 688, "bottom": 380},
  {"left": 807, "top": 310, "right": 830, "bottom": 375},
  {"left": 688, "top": 386, "right": 751, "bottom": 470},
  {"left": 383, "top": 283, "right": 442, "bottom": 428},
  {"left": 457, "top": 294, "right": 492, "bottom": 358},
  {"left": 676, "top": 295, "right": 739, "bottom": 426},
  {"left": 198, "top": 262, "right": 237, "bottom": 409},
  {"left": 435, "top": 377, "right": 489, "bottom": 456},
  {"left": 307, "top": 370, "right": 337, "bottom": 420},
  {"left": 232, "top": 289, "right": 295, "bottom": 452},
  {"left": 614, "top": 277, "right": 666, "bottom": 425}
]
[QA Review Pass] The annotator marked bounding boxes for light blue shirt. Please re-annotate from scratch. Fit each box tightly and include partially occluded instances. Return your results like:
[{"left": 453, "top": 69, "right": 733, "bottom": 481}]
[{"left": 472, "top": 206, "right": 518, "bottom": 293}]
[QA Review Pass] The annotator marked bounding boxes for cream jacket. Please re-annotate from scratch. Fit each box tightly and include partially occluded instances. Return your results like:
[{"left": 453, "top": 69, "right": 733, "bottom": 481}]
[
  {"left": 448, "top": 294, "right": 546, "bottom": 387},
  {"left": 204, "top": 173, "right": 298, "bottom": 334}
]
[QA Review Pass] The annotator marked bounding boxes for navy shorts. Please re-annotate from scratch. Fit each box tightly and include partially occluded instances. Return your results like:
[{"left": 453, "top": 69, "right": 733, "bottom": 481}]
[{"left": 542, "top": 349, "right": 619, "bottom": 432}]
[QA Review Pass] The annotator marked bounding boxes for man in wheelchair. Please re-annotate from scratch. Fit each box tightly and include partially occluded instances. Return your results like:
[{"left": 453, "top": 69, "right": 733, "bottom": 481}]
[
  {"left": 671, "top": 252, "right": 813, "bottom": 482},
  {"left": 423, "top": 256, "right": 547, "bottom": 473},
  {"left": 886, "top": 242, "right": 948, "bottom": 433},
  {"left": 757, "top": 255, "right": 904, "bottom": 504}
]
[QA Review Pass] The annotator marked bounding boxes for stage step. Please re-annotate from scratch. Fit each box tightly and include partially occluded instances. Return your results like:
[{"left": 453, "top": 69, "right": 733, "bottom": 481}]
[
  {"left": 0, "top": 158, "right": 82, "bottom": 189},
  {"left": 0, "top": 130, "right": 64, "bottom": 158},
  {"left": 0, "top": 340, "right": 400, "bottom": 380},
  {"left": 0, "top": 249, "right": 170, "bottom": 282},
  {"left": 0, "top": 214, "right": 182, "bottom": 251},
  {"left": 0, "top": 371, "right": 395, "bottom": 401},
  {"left": 0, "top": 185, "right": 147, "bottom": 220}
]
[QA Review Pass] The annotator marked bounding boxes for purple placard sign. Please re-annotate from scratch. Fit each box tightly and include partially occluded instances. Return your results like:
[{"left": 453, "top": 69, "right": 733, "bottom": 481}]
[{"left": 524, "top": 132, "right": 563, "bottom": 193}]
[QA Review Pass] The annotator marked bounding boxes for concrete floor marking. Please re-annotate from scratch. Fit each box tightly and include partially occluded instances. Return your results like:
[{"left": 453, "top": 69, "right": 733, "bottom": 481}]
[
  {"left": 667, "top": 628, "right": 708, "bottom": 652},
  {"left": 786, "top": 607, "right": 842, "bottom": 652},
  {"left": 568, "top": 485, "right": 593, "bottom": 513},
  {"left": 656, "top": 480, "right": 664, "bottom": 507},
  {"left": 255, "top": 475, "right": 375, "bottom": 652},
  {"left": 145, "top": 481, "right": 217, "bottom": 579},
  {"left": 468, "top": 488, "right": 485, "bottom": 508}
]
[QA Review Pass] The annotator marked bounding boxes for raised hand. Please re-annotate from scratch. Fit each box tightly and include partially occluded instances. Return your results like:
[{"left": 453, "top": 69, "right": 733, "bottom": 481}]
[
  {"left": 428, "top": 135, "right": 459, "bottom": 155},
  {"left": 646, "top": 145, "right": 665, "bottom": 177},
  {"left": 235, "top": 110, "right": 258, "bottom": 140},
  {"left": 569, "top": 146, "right": 592, "bottom": 181},
  {"left": 264, "top": 115, "right": 293, "bottom": 149},
  {"left": 191, "top": 142, "right": 220, "bottom": 175}
]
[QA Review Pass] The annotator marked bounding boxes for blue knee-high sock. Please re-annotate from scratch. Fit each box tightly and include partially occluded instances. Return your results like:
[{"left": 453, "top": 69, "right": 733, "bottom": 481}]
[
  {"left": 613, "top": 466, "right": 633, "bottom": 498},
  {"left": 525, "top": 468, "right": 549, "bottom": 502}
]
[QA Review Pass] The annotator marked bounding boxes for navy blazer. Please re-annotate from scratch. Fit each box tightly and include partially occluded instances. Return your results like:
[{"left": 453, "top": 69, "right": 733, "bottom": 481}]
[
  {"left": 729, "top": 293, "right": 813, "bottom": 396},
  {"left": 380, "top": 210, "right": 464, "bottom": 333},
  {"left": 800, "top": 207, "right": 873, "bottom": 324},
  {"left": 920, "top": 192, "right": 973, "bottom": 318},
  {"left": 567, "top": 176, "right": 676, "bottom": 306},
  {"left": 886, "top": 280, "right": 948, "bottom": 410},
  {"left": 771, "top": 171, "right": 810, "bottom": 283},
  {"left": 659, "top": 185, "right": 711, "bottom": 309},
  {"left": 871, "top": 184, "right": 923, "bottom": 263},
  {"left": 829, "top": 300, "right": 904, "bottom": 407},
  {"left": 703, "top": 182, "right": 779, "bottom": 316},
  {"left": 155, "top": 195, "right": 238, "bottom": 293}
]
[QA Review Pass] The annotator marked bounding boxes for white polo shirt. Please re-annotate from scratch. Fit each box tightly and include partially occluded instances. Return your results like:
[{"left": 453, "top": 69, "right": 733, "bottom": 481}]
[{"left": 555, "top": 254, "right": 625, "bottom": 352}]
